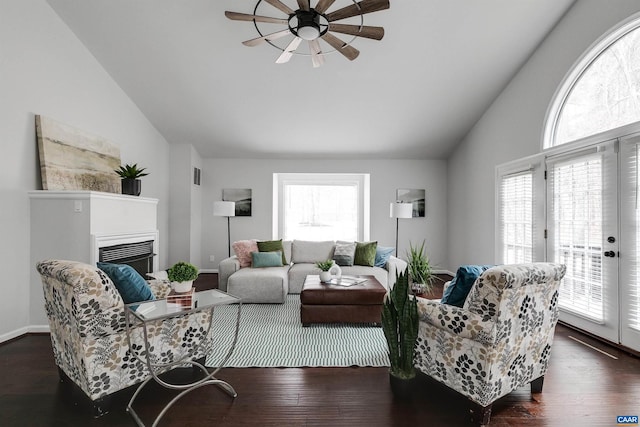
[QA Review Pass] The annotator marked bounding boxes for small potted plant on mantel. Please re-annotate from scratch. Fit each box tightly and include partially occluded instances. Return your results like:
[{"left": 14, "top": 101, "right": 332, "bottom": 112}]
[
  {"left": 114, "top": 163, "right": 148, "bottom": 196},
  {"left": 167, "top": 261, "right": 199, "bottom": 293}
]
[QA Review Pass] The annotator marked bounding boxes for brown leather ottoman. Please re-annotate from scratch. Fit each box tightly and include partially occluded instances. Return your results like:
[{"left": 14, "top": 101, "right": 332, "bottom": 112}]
[{"left": 300, "top": 275, "right": 386, "bottom": 326}]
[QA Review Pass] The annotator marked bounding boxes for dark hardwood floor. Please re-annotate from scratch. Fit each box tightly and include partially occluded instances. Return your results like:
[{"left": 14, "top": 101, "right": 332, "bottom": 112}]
[{"left": 3, "top": 274, "right": 639, "bottom": 426}]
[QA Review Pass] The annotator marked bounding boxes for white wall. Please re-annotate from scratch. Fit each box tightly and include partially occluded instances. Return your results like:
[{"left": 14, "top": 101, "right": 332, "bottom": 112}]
[
  {"left": 168, "top": 144, "right": 203, "bottom": 266},
  {"left": 200, "top": 159, "right": 448, "bottom": 271},
  {"left": 447, "top": 0, "right": 640, "bottom": 268},
  {"left": 0, "top": 1, "right": 171, "bottom": 340}
]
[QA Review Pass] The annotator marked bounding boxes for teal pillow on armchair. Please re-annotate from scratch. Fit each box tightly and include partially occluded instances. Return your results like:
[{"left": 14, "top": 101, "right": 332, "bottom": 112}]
[
  {"left": 441, "top": 265, "right": 493, "bottom": 307},
  {"left": 97, "top": 262, "right": 155, "bottom": 304}
]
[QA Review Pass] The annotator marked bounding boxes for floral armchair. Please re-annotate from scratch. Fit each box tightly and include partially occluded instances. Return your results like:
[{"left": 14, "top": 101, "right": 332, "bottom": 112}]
[
  {"left": 414, "top": 263, "right": 566, "bottom": 425},
  {"left": 36, "top": 260, "right": 212, "bottom": 416}
]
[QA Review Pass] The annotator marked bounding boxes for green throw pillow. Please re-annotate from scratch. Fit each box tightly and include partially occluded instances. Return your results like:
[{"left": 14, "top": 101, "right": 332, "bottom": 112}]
[
  {"left": 354, "top": 241, "right": 377, "bottom": 267},
  {"left": 257, "top": 239, "right": 288, "bottom": 264},
  {"left": 97, "top": 262, "right": 155, "bottom": 304},
  {"left": 251, "top": 251, "right": 284, "bottom": 268}
]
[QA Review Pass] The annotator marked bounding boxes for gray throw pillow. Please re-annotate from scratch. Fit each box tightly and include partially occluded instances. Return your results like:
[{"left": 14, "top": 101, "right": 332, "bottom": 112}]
[{"left": 333, "top": 241, "right": 356, "bottom": 266}]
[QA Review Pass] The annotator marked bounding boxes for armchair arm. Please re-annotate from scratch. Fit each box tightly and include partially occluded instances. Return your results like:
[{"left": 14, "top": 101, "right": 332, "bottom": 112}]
[
  {"left": 386, "top": 256, "right": 408, "bottom": 289},
  {"left": 218, "top": 256, "right": 241, "bottom": 292},
  {"left": 148, "top": 279, "right": 172, "bottom": 299},
  {"left": 416, "top": 298, "right": 496, "bottom": 345}
]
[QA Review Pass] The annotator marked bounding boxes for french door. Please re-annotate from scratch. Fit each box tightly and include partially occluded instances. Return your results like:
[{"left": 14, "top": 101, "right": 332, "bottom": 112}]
[
  {"left": 546, "top": 139, "right": 619, "bottom": 343},
  {"left": 619, "top": 134, "right": 640, "bottom": 351},
  {"left": 546, "top": 136, "right": 640, "bottom": 352}
]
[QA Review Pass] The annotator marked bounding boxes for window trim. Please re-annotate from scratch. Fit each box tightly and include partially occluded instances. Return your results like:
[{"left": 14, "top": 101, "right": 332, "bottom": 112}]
[
  {"left": 272, "top": 172, "right": 370, "bottom": 241},
  {"left": 542, "top": 11, "right": 640, "bottom": 150}
]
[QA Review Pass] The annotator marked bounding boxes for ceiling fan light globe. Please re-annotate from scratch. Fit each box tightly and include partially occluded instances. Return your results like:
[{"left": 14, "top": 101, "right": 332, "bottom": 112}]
[{"left": 298, "top": 25, "right": 320, "bottom": 40}]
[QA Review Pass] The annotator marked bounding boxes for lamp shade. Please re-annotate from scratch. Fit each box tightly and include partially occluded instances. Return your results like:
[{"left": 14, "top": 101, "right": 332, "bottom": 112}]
[
  {"left": 390, "top": 202, "right": 413, "bottom": 219},
  {"left": 213, "top": 201, "right": 236, "bottom": 217}
]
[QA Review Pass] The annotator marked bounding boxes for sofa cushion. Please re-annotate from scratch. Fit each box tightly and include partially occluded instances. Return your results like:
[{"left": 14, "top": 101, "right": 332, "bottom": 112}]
[
  {"left": 97, "top": 262, "right": 155, "bottom": 304},
  {"left": 291, "top": 240, "right": 335, "bottom": 264},
  {"left": 257, "top": 239, "right": 288, "bottom": 265},
  {"left": 375, "top": 246, "right": 395, "bottom": 268},
  {"left": 333, "top": 241, "right": 356, "bottom": 266},
  {"left": 233, "top": 239, "right": 259, "bottom": 267},
  {"left": 354, "top": 241, "right": 377, "bottom": 267},
  {"left": 441, "top": 265, "right": 493, "bottom": 307},
  {"left": 228, "top": 266, "right": 289, "bottom": 303},
  {"left": 251, "top": 251, "right": 284, "bottom": 268}
]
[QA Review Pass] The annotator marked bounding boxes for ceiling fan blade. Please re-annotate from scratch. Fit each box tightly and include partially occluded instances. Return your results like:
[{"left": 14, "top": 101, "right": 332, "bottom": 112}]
[
  {"left": 326, "top": 0, "right": 390, "bottom": 22},
  {"left": 225, "top": 11, "right": 288, "bottom": 25},
  {"left": 314, "top": 0, "right": 336, "bottom": 14},
  {"left": 297, "top": 0, "right": 310, "bottom": 11},
  {"left": 309, "top": 39, "right": 325, "bottom": 68},
  {"left": 264, "top": 0, "right": 294, "bottom": 15},
  {"left": 328, "top": 23, "right": 384, "bottom": 40},
  {"left": 321, "top": 32, "right": 359, "bottom": 61},
  {"left": 242, "top": 29, "right": 292, "bottom": 47},
  {"left": 276, "top": 37, "right": 303, "bottom": 64}
]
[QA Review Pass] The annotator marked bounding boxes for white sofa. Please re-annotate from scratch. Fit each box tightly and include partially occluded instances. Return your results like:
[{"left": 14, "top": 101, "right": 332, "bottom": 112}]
[{"left": 218, "top": 240, "right": 407, "bottom": 303}]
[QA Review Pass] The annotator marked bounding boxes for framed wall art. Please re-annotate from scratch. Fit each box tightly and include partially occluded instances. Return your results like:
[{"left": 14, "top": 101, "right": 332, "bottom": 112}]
[
  {"left": 396, "top": 188, "right": 425, "bottom": 218},
  {"left": 223, "top": 188, "right": 252, "bottom": 216}
]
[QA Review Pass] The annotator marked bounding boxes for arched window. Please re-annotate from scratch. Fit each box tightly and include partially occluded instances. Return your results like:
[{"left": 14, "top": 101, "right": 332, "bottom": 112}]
[{"left": 544, "top": 14, "right": 640, "bottom": 148}]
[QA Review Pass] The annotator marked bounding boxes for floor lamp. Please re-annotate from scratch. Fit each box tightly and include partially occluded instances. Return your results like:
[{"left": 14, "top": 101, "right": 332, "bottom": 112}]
[
  {"left": 390, "top": 202, "right": 413, "bottom": 256},
  {"left": 214, "top": 201, "right": 236, "bottom": 258}
]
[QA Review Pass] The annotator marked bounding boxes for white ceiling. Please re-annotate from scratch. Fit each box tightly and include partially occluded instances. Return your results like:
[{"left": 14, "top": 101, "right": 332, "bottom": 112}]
[{"left": 46, "top": 0, "right": 575, "bottom": 159}]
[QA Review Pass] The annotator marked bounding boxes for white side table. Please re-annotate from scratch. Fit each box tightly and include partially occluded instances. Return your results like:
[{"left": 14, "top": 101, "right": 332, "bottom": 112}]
[{"left": 124, "top": 289, "right": 241, "bottom": 426}]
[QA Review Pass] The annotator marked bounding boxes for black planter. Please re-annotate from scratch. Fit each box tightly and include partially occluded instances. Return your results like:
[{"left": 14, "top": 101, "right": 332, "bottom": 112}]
[
  {"left": 389, "top": 372, "right": 416, "bottom": 400},
  {"left": 121, "top": 178, "right": 141, "bottom": 196}
]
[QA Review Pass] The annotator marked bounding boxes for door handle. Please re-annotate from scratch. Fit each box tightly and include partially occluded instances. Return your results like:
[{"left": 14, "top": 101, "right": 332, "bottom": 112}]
[{"left": 604, "top": 251, "right": 616, "bottom": 258}]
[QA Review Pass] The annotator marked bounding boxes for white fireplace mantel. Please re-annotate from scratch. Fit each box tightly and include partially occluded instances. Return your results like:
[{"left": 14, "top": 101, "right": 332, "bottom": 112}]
[{"left": 29, "top": 191, "right": 160, "bottom": 329}]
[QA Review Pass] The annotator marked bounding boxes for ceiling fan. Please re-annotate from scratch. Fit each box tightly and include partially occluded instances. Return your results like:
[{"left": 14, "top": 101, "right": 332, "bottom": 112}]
[{"left": 225, "top": 0, "right": 390, "bottom": 67}]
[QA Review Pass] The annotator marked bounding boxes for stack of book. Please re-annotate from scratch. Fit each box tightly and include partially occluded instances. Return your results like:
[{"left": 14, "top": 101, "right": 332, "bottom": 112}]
[{"left": 166, "top": 287, "right": 195, "bottom": 310}]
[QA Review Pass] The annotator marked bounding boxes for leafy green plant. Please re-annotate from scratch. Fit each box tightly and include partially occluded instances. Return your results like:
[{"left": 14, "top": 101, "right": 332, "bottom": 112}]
[
  {"left": 315, "top": 259, "right": 334, "bottom": 271},
  {"left": 114, "top": 163, "right": 149, "bottom": 179},
  {"left": 406, "top": 240, "right": 434, "bottom": 292},
  {"left": 382, "top": 270, "right": 418, "bottom": 379},
  {"left": 167, "top": 261, "right": 199, "bottom": 282}
]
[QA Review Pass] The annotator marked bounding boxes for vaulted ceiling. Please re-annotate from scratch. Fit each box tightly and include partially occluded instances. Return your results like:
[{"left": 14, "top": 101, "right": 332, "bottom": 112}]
[{"left": 47, "top": 0, "right": 575, "bottom": 159}]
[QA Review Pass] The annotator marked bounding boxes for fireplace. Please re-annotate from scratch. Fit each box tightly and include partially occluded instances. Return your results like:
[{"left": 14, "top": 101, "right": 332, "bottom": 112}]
[
  {"left": 99, "top": 240, "right": 156, "bottom": 277},
  {"left": 92, "top": 231, "right": 160, "bottom": 276}
]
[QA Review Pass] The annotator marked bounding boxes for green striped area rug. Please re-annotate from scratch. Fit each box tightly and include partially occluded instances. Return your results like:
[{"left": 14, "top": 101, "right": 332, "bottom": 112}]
[{"left": 205, "top": 295, "right": 390, "bottom": 368}]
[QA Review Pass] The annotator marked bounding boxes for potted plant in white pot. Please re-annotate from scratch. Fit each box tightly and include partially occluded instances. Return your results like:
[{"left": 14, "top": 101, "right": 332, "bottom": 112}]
[
  {"left": 167, "top": 261, "right": 199, "bottom": 293},
  {"left": 114, "top": 163, "right": 148, "bottom": 196},
  {"left": 406, "top": 240, "right": 435, "bottom": 296},
  {"left": 381, "top": 270, "right": 418, "bottom": 398},
  {"left": 316, "top": 259, "right": 334, "bottom": 282}
]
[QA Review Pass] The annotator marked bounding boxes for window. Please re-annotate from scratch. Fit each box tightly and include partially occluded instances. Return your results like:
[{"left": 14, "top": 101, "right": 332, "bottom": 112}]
[
  {"left": 498, "top": 170, "right": 534, "bottom": 264},
  {"left": 548, "top": 154, "right": 604, "bottom": 321},
  {"left": 545, "top": 16, "right": 640, "bottom": 148},
  {"left": 273, "top": 173, "right": 370, "bottom": 241}
]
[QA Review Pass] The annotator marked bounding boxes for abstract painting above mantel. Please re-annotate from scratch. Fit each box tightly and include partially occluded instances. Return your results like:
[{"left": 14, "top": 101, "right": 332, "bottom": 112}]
[{"left": 36, "top": 115, "right": 121, "bottom": 193}]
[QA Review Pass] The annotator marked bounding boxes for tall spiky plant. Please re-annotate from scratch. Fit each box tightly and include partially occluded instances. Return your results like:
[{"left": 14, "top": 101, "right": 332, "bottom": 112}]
[{"left": 382, "top": 270, "right": 419, "bottom": 379}]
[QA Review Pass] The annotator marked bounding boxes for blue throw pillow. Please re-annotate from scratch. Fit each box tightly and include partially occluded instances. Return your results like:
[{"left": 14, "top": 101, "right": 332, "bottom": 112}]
[
  {"left": 97, "top": 262, "right": 155, "bottom": 304},
  {"left": 374, "top": 246, "right": 395, "bottom": 268},
  {"left": 251, "top": 251, "right": 284, "bottom": 268},
  {"left": 441, "top": 265, "right": 493, "bottom": 307}
]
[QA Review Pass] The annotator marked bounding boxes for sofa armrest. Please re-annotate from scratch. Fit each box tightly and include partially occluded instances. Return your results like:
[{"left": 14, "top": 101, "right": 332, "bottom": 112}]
[
  {"left": 218, "top": 256, "right": 241, "bottom": 292},
  {"left": 416, "top": 298, "right": 496, "bottom": 345},
  {"left": 385, "top": 255, "right": 408, "bottom": 289}
]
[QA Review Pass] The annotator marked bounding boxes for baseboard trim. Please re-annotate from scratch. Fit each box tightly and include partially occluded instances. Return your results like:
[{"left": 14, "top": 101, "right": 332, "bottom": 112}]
[
  {"left": 0, "top": 325, "right": 50, "bottom": 344},
  {"left": 199, "top": 269, "right": 218, "bottom": 274}
]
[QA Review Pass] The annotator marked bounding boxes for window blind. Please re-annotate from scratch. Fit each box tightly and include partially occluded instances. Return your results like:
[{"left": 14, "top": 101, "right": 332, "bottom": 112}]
[
  {"left": 549, "top": 155, "right": 604, "bottom": 321},
  {"left": 621, "top": 143, "right": 640, "bottom": 332},
  {"left": 499, "top": 171, "right": 534, "bottom": 264}
]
